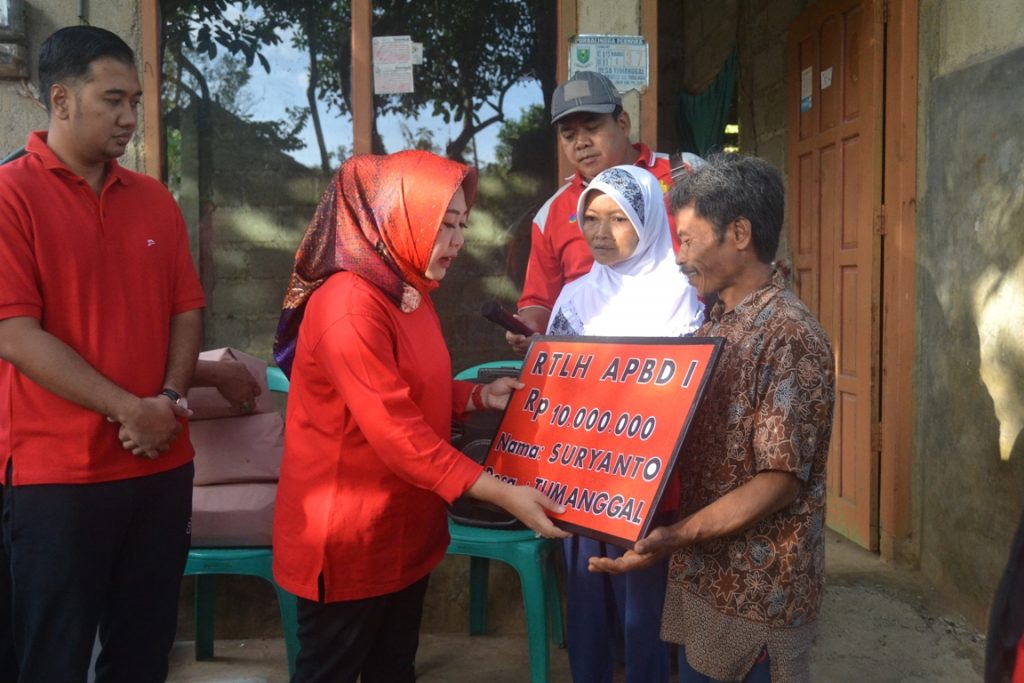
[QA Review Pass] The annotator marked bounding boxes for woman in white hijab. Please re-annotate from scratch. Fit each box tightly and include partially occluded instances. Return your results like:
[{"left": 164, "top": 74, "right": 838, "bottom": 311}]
[
  {"left": 549, "top": 164, "right": 703, "bottom": 683},
  {"left": 548, "top": 165, "right": 704, "bottom": 338}
]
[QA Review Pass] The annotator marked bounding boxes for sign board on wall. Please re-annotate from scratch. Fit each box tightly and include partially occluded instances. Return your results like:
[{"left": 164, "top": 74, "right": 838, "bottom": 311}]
[
  {"left": 372, "top": 36, "right": 414, "bottom": 94},
  {"left": 483, "top": 337, "right": 721, "bottom": 547},
  {"left": 569, "top": 34, "right": 649, "bottom": 92}
]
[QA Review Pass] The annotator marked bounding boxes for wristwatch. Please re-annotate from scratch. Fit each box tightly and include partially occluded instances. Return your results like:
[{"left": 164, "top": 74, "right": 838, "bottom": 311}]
[{"left": 160, "top": 388, "right": 189, "bottom": 410}]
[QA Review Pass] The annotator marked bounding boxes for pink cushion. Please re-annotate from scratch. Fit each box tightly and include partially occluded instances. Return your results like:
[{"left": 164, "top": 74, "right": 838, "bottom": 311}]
[
  {"left": 190, "top": 413, "right": 283, "bottom": 486},
  {"left": 188, "top": 347, "right": 275, "bottom": 420},
  {"left": 191, "top": 482, "right": 277, "bottom": 547}
]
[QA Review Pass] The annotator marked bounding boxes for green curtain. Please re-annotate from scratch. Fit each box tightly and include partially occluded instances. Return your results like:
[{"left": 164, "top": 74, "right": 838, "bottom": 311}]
[{"left": 677, "top": 50, "right": 738, "bottom": 156}]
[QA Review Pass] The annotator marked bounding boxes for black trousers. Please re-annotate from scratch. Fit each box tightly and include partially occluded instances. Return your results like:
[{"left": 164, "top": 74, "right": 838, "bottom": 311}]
[
  {"left": 292, "top": 574, "right": 430, "bottom": 683},
  {"left": 0, "top": 487, "right": 17, "bottom": 683},
  {"left": 986, "top": 507, "right": 1024, "bottom": 682},
  {"left": 3, "top": 462, "right": 193, "bottom": 683}
]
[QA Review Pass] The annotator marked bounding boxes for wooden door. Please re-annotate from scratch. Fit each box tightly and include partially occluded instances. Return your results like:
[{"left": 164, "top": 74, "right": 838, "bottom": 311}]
[{"left": 787, "top": 0, "right": 884, "bottom": 550}]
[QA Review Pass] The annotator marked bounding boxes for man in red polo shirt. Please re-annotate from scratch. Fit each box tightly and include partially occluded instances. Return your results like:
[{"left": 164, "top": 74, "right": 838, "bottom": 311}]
[
  {"left": 0, "top": 26, "right": 204, "bottom": 682},
  {"left": 509, "top": 70, "right": 701, "bottom": 349}
]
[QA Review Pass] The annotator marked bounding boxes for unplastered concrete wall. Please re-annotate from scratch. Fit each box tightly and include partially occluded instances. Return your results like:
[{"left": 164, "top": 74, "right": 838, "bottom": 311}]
[
  {"left": 178, "top": 106, "right": 530, "bottom": 369},
  {"left": 0, "top": 1, "right": 145, "bottom": 172},
  {"left": 916, "top": 0, "right": 1024, "bottom": 626}
]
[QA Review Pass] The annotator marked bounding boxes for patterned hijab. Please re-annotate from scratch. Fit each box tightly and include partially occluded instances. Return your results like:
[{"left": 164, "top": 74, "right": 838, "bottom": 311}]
[
  {"left": 273, "top": 150, "right": 478, "bottom": 375},
  {"left": 547, "top": 165, "right": 704, "bottom": 337}
]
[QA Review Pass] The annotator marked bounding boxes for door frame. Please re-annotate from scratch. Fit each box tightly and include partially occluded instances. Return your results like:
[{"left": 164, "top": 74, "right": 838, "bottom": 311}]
[
  {"left": 878, "top": 0, "right": 918, "bottom": 561},
  {"left": 787, "top": 0, "right": 886, "bottom": 550},
  {"left": 784, "top": 0, "right": 918, "bottom": 558}
]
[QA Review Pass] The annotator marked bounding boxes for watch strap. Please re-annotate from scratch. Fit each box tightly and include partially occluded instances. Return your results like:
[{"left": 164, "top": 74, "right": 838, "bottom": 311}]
[{"left": 160, "top": 388, "right": 182, "bottom": 403}]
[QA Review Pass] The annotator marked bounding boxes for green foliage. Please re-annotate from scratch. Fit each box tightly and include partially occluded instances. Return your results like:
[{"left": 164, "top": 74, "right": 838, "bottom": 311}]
[
  {"left": 271, "top": 0, "right": 551, "bottom": 158},
  {"left": 331, "top": 143, "right": 350, "bottom": 165},
  {"left": 245, "top": 118, "right": 307, "bottom": 153},
  {"left": 162, "top": 0, "right": 287, "bottom": 72},
  {"left": 203, "top": 51, "right": 255, "bottom": 115},
  {"left": 493, "top": 103, "right": 548, "bottom": 168},
  {"left": 163, "top": 43, "right": 304, "bottom": 153},
  {"left": 164, "top": 126, "right": 183, "bottom": 192},
  {"left": 364, "top": 0, "right": 553, "bottom": 159},
  {"left": 399, "top": 123, "right": 439, "bottom": 154},
  {"left": 260, "top": 0, "right": 351, "bottom": 113},
  {"left": 160, "top": 0, "right": 555, "bottom": 162}
]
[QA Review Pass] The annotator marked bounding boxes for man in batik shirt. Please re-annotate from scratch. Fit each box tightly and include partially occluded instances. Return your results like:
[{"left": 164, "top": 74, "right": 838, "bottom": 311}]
[{"left": 590, "top": 154, "right": 835, "bottom": 683}]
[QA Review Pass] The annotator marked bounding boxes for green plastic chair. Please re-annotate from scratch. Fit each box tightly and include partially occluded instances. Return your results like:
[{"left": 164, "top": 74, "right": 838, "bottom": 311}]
[
  {"left": 449, "top": 361, "right": 565, "bottom": 683},
  {"left": 183, "top": 365, "right": 298, "bottom": 676}
]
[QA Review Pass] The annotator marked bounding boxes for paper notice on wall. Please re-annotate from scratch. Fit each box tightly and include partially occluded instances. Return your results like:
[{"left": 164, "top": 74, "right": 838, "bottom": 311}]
[
  {"left": 373, "top": 36, "right": 414, "bottom": 94},
  {"left": 820, "top": 66, "right": 833, "bottom": 90},
  {"left": 569, "top": 35, "right": 649, "bottom": 92},
  {"left": 800, "top": 66, "right": 813, "bottom": 112},
  {"left": 411, "top": 42, "right": 424, "bottom": 66}
]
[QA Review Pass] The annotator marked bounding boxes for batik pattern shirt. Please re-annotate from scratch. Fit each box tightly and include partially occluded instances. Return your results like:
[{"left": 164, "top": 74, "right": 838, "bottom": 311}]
[
  {"left": 673, "top": 268, "right": 834, "bottom": 623},
  {"left": 662, "top": 269, "right": 834, "bottom": 680}
]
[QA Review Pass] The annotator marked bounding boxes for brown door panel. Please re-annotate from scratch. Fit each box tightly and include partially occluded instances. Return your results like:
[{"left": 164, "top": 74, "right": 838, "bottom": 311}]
[{"left": 787, "top": 0, "right": 883, "bottom": 550}]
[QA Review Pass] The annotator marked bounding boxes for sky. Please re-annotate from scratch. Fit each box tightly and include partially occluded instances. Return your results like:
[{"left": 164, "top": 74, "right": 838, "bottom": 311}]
[{"left": 239, "top": 24, "right": 543, "bottom": 169}]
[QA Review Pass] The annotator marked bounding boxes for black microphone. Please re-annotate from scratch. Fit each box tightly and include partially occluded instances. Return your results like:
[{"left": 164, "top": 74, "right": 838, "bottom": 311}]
[{"left": 481, "top": 301, "right": 536, "bottom": 337}]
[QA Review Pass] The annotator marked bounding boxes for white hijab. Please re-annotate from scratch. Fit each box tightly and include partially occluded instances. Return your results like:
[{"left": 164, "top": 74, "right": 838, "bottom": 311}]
[{"left": 546, "top": 165, "right": 704, "bottom": 337}]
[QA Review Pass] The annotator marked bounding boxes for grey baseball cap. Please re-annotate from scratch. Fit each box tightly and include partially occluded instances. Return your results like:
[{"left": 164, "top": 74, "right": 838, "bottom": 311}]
[{"left": 550, "top": 70, "right": 623, "bottom": 124}]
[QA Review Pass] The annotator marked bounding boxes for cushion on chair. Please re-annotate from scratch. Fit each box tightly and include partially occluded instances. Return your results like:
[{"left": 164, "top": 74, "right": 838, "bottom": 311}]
[
  {"left": 191, "top": 482, "right": 277, "bottom": 547},
  {"left": 190, "top": 412, "right": 284, "bottom": 486},
  {"left": 188, "top": 347, "right": 275, "bottom": 420}
]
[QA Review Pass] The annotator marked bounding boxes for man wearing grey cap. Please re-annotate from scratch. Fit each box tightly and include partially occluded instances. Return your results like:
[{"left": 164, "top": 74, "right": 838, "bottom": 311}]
[{"left": 508, "top": 70, "right": 699, "bottom": 349}]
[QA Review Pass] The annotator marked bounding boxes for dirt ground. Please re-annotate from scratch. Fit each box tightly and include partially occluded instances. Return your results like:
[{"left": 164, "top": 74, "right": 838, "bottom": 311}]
[{"left": 167, "top": 532, "right": 987, "bottom": 683}]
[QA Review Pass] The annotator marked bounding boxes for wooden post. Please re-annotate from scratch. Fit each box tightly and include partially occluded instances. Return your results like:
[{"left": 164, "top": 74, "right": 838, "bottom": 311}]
[
  {"left": 140, "top": 0, "right": 162, "bottom": 179},
  {"left": 640, "top": 0, "right": 658, "bottom": 150},
  {"left": 351, "top": 0, "right": 373, "bottom": 155},
  {"left": 555, "top": 0, "right": 577, "bottom": 182},
  {"left": 878, "top": 0, "right": 919, "bottom": 562}
]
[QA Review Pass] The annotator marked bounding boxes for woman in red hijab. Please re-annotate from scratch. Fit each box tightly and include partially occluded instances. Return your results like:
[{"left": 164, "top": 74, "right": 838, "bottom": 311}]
[{"left": 271, "top": 151, "right": 567, "bottom": 683}]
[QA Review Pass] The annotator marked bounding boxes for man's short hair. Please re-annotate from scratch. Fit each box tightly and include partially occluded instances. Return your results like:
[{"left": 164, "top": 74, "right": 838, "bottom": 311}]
[
  {"left": 669, "top": 153, "right": 785, "bottom": 263},
  {"left": 38, "top": 26, "right": 136, "bottom": 113}
]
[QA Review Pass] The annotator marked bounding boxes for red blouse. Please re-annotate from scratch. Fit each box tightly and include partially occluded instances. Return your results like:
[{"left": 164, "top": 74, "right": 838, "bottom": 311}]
[{"left": 272, "top": 272, "right": 483, "bottom": 601}]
